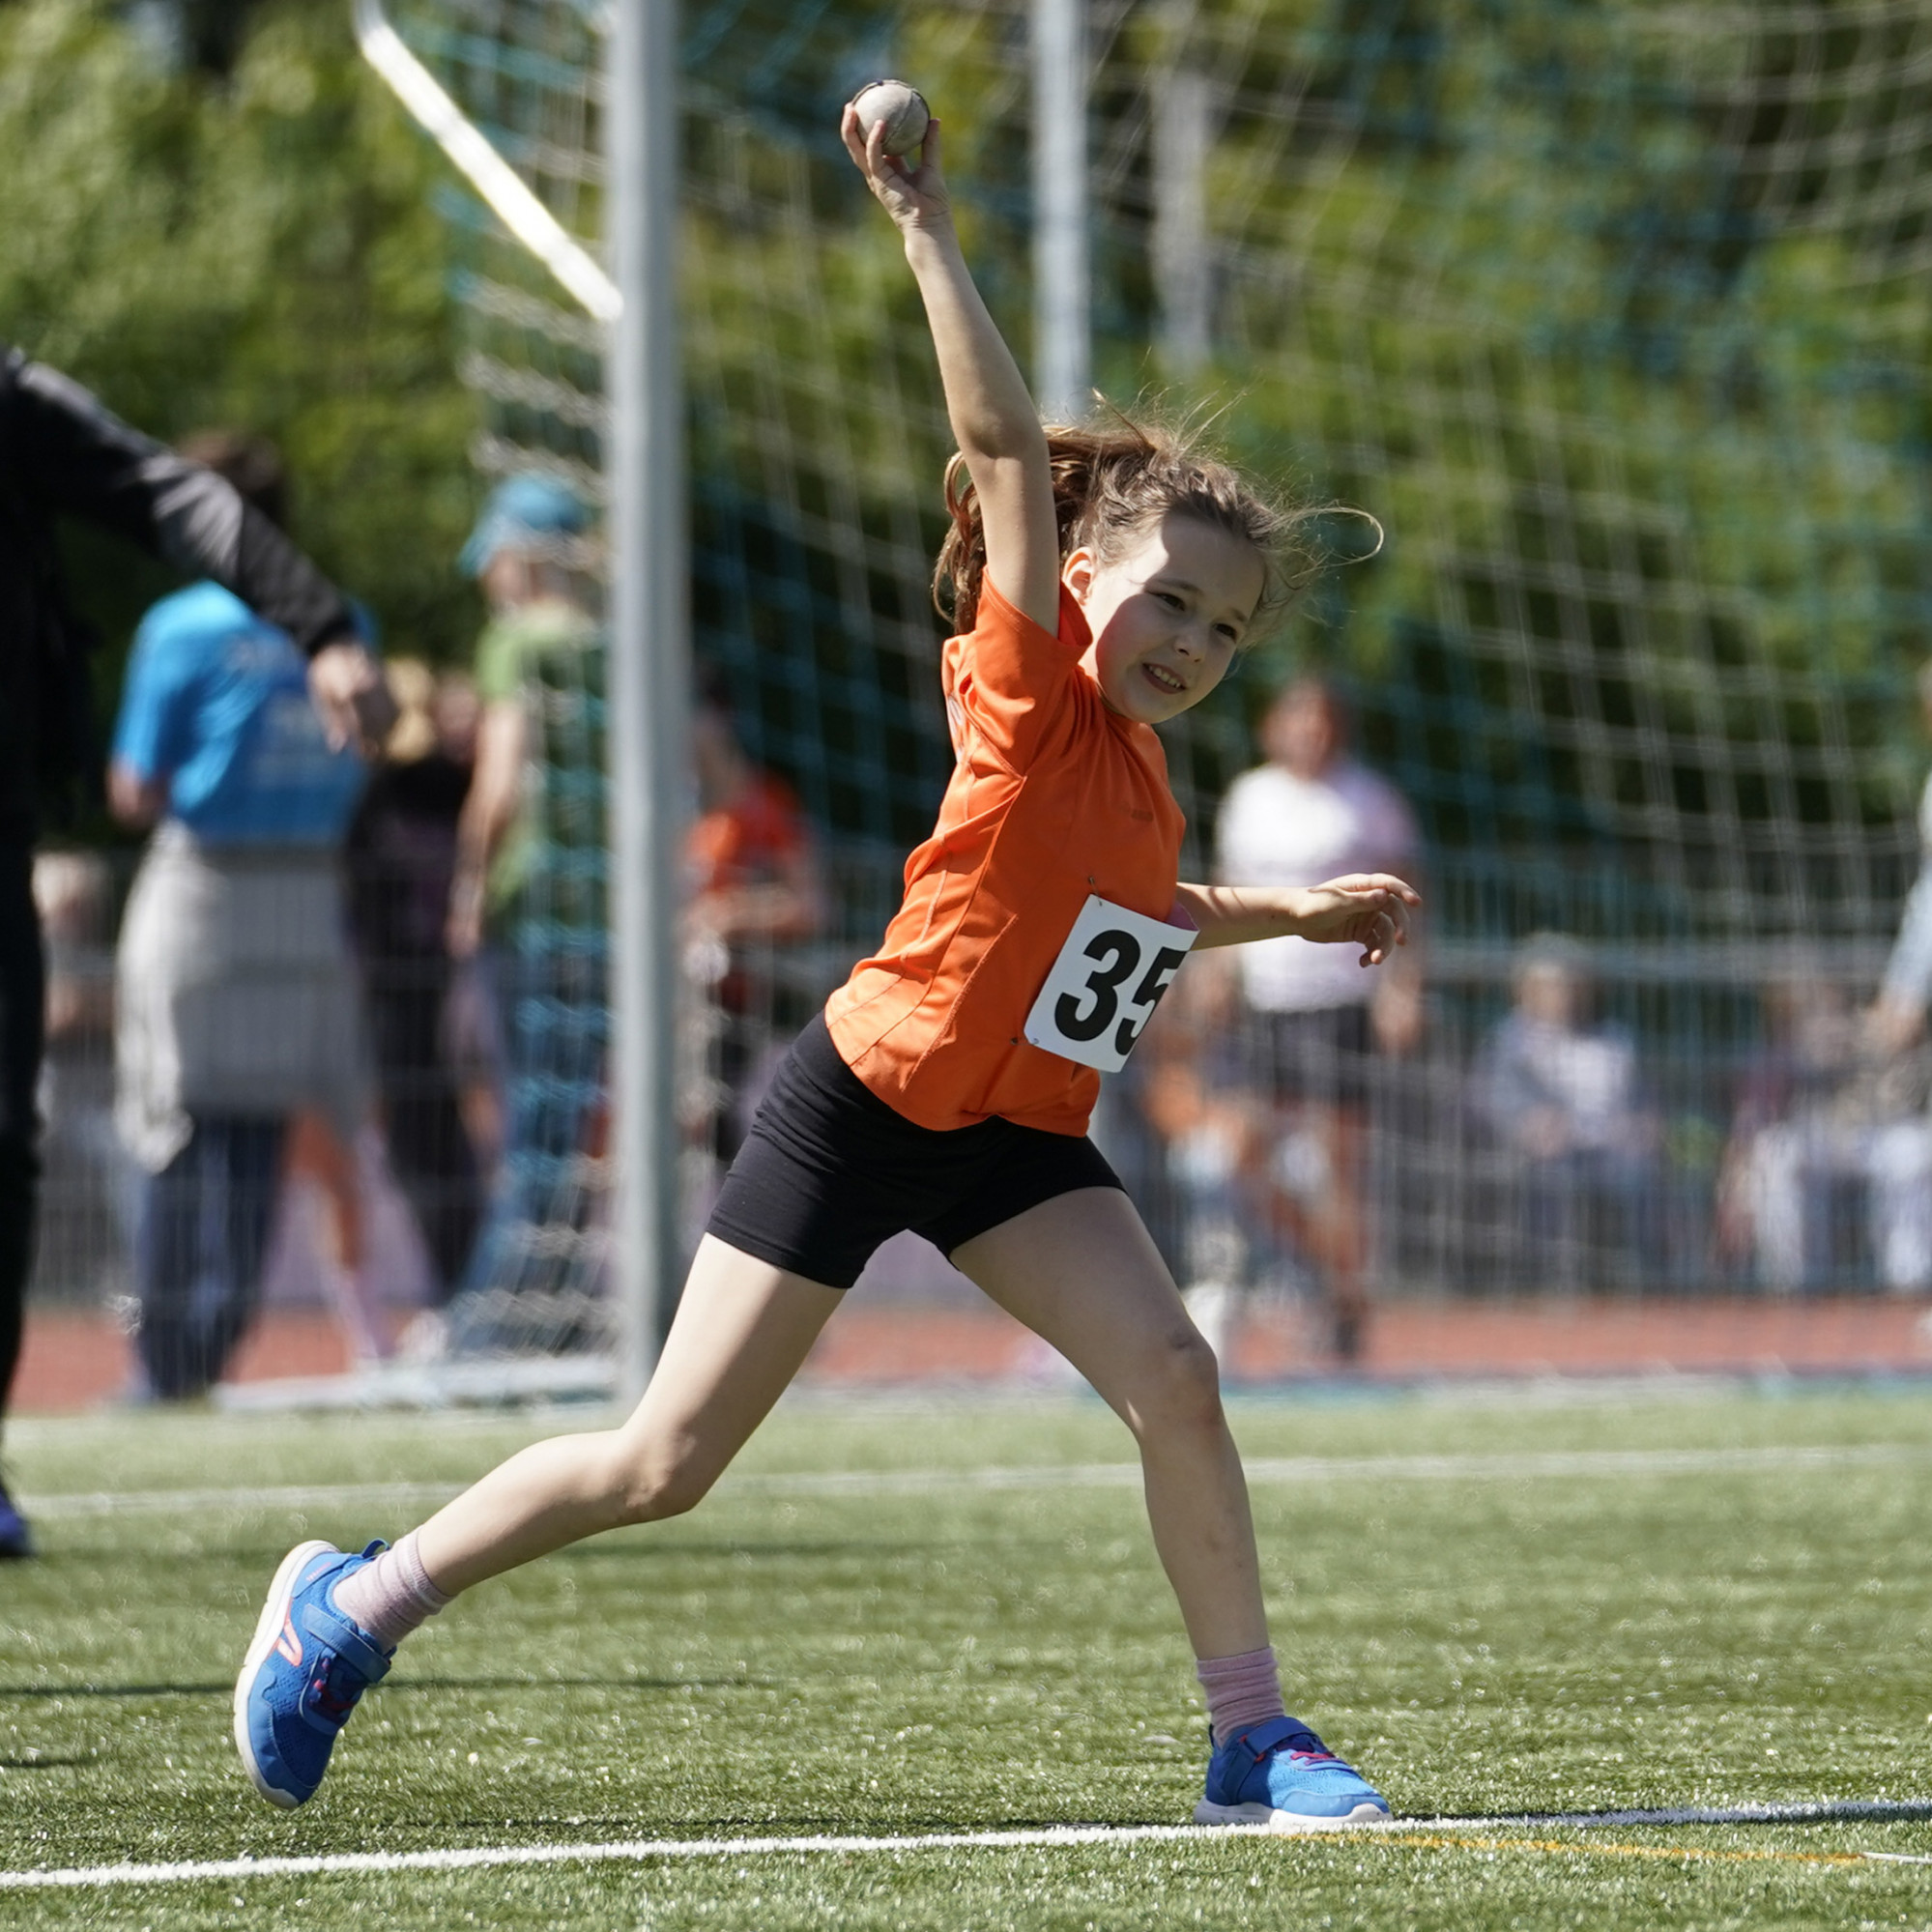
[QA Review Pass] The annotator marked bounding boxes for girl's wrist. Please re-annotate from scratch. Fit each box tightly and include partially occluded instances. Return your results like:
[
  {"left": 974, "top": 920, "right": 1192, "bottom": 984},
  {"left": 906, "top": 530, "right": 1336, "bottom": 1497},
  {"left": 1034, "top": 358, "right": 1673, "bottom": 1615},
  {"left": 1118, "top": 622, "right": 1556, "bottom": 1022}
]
[{"left": 901, "top": 216, "right": 960, "bottom": 262}]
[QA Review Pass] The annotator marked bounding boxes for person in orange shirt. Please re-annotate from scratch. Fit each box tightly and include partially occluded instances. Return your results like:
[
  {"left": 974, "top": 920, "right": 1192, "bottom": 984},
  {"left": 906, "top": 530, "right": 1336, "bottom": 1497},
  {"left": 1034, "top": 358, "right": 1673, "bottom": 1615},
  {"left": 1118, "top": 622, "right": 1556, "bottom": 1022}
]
[
  {"left": 234, "top": 105, "right": 1419, "bottom": 1828},
  {"left": 683, "top": 674, "right": 822, "bottom": 1164}
]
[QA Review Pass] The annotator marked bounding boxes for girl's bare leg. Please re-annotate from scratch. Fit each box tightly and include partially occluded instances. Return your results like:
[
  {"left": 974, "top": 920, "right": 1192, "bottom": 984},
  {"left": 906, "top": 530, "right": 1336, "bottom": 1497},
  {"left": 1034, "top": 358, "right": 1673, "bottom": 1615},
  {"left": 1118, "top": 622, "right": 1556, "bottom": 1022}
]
[
  {"left": 413, "top": 1236, "right": 843, "bottom": 1594},
  {"left": 950, "top": 1189, "right": 1269, "bottom": 1659}
]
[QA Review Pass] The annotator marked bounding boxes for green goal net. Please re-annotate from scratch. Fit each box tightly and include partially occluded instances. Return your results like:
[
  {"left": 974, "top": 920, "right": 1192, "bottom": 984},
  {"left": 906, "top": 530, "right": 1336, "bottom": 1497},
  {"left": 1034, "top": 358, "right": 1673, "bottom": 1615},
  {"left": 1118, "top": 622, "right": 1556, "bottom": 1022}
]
[{"left": 362, "top": 0, "right": 1932, "bottom": 1368}]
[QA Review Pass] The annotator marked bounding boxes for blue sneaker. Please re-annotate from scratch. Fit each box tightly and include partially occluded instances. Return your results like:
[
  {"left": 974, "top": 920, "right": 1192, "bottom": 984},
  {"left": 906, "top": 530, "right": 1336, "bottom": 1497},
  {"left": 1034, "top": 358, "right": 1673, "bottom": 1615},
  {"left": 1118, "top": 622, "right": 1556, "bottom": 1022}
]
[
  {"left": 0, "top": 1481, "right": 33, "bottom": 1560},
  {"left": 233, "top": 1540, "right": 391, "bottom": 1808},
  {"left": 1195, "top": 1715, "right": 1391, "bottom": 1829}
]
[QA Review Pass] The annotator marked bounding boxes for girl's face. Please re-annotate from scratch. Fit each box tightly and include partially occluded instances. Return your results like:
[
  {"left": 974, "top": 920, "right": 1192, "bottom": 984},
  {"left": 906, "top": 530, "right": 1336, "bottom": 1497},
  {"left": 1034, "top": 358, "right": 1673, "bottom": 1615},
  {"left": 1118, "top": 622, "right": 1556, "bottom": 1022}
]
[{"left": 1066, "top": 512, "right": 1265, "bottom": 725}]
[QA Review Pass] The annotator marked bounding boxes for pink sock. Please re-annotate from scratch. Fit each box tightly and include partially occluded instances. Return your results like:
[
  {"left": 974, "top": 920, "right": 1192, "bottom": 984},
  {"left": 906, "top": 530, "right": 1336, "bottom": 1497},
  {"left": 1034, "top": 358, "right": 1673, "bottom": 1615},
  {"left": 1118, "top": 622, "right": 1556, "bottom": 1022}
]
[
  {"left": 1196, "top": 1645, "right": 1287, "bottom": 1747},
  {"left": 332, "top": 1530, "right": 451, "bottom": 1652}
]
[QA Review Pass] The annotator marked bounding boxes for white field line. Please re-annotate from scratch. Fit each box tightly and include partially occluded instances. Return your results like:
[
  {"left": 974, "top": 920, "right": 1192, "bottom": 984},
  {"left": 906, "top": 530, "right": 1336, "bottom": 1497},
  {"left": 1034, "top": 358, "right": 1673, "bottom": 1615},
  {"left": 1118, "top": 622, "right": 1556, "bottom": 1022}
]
[
  {"left": 25, "top": 1481, "right": 469, "bottom": 1520},
  {"left": 21, "top": 1440, "right": 1932, "bottom": 1520},
  {"left": 5, "top": 1804, "right": 1931, "bottom": 1890}
]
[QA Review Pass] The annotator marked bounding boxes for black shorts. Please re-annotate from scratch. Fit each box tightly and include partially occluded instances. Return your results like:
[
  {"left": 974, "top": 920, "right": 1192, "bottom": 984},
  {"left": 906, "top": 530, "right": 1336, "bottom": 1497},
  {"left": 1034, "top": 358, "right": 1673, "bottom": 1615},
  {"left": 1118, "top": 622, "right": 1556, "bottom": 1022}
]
[
  {"left": 706, "top": 1013, "right": 1124, "bottom": 1288},
  {"left": 1254, "top": 1003, "right": 1373, "bottom": 1110}
]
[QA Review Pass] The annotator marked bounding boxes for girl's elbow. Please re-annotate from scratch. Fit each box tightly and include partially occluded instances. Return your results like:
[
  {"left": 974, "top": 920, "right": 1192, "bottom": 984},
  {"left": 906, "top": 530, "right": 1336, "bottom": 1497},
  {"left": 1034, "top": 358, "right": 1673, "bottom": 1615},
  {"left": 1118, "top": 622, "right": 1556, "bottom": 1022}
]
[{"left": 958, "top": 425, "right": 1048, "bottom": 475}]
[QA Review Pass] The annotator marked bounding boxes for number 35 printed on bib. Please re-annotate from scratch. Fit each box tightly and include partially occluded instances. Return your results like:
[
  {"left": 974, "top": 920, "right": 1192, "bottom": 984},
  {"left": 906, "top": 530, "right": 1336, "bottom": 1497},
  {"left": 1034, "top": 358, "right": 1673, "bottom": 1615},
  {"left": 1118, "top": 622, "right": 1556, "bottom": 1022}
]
[{"left": 1024, "top": 896, "right": 1198, "bottom": 1075}]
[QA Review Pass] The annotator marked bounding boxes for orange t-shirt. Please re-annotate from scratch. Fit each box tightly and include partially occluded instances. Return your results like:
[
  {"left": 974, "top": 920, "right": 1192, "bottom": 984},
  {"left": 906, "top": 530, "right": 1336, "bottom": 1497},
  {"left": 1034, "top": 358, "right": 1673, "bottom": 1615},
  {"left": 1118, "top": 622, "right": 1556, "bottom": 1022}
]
[
  {"left": 685, "top": 771, "right": 809, "bottom": 897},
  {"left": 825, "top": 576, "right": 1186, "bottom": 1135}
]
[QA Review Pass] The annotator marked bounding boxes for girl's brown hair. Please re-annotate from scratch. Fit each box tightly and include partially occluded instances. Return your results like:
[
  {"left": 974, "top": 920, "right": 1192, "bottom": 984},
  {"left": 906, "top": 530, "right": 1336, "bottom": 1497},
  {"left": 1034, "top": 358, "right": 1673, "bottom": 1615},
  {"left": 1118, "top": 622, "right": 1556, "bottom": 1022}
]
[{"left": 933, "top": 408, "right": 1373, "bottom": 636}]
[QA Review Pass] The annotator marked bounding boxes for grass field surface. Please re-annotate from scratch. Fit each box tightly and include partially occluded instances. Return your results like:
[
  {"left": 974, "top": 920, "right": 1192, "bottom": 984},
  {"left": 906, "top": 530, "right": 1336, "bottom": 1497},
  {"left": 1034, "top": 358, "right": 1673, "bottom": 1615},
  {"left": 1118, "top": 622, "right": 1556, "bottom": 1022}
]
[{"left": 2, "top": 1384, "right": 1929, "bottom": 1928}]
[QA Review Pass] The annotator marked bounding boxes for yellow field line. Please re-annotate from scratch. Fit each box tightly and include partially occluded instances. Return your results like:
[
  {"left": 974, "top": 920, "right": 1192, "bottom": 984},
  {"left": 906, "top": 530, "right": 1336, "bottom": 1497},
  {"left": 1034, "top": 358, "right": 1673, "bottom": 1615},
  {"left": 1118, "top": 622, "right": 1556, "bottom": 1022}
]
[{"left": 1396, "top": 1831, "right": 1870, "bottom": 1868}]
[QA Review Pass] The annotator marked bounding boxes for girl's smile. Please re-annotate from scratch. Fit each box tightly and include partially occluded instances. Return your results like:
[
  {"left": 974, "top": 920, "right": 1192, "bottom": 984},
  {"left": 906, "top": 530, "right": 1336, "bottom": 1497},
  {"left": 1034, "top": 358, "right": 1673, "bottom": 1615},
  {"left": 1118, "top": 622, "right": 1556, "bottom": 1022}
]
[{"left": 1066, "top": 511, "right": 1267, "bottom": 724}]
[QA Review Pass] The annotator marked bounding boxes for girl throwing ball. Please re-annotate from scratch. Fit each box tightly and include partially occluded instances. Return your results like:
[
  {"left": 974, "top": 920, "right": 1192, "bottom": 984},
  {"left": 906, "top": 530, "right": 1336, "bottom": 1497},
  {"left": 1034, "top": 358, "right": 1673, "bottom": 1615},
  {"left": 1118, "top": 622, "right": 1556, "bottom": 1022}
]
[{"left": 235, "top": 99, "right": 1418, "bottom": 1831}]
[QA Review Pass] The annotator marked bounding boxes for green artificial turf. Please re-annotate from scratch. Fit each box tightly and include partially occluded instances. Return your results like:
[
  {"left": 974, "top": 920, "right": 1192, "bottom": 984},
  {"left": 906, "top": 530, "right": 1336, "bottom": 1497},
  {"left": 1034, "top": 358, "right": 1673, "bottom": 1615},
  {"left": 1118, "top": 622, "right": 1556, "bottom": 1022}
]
[{"left": 1, "top": 1384, "right": 1929, "bottom": 1928}]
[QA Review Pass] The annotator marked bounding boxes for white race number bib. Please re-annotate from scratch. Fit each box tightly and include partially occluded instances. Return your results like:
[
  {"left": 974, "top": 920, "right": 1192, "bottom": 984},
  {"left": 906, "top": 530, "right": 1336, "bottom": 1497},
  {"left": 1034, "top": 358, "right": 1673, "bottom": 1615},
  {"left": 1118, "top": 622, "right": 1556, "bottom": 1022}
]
[{"left": 1023, "top": 895, "right": 1197, "bottom": 1074}]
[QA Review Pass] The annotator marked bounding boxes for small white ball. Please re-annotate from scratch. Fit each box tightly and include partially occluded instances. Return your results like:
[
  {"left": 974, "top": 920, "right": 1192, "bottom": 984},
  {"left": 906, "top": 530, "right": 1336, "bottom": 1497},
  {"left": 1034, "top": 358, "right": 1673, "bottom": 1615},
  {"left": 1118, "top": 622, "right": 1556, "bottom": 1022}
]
[{"left": 851, "top": 78, "right": 931, "bottom": 159}]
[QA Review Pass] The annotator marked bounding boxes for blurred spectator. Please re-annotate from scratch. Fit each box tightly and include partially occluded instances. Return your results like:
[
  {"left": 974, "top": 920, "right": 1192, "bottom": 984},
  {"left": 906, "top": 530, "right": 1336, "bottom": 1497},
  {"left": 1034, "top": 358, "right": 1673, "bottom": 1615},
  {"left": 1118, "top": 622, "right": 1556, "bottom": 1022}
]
[
  {"left": 1719, "top": 976, "right": 1932, "bottom": 1293},
  {"left": 438, "top": 474, "right": 606, "bottom": 1355},
  {"left": 445, "top": 474, "right": 597, "bottom": 963},
  {"left": 1474, "top": 936, "right": 1662, "bottom": 1288},
  {"left": 110, "top": 430, "right": 373, "bottom": 1400},
  {"left": 1868, "top": 659, "right": 1932, "bottom": 1057},
  {"left": 682, "top": 669, "right": 822, "bottom": 1167},
  {"left": 1212, "top": 677, "right": 1424, "bottom": 1361},
  {"left": 345, "top": 659, "right": 483, "bottom": 1300},
  {"left": 0, "top": 351, "right": 383, "bottom": 1554},
  {"left": 33, "top": 851, "right": 139, "bottom": 1292},
  {"left": 279, "top": 1110, "right": 387, "bottom": 1364},
  {"left": 1137, "top": 950, "right": 1292, "bottom": 1369}
]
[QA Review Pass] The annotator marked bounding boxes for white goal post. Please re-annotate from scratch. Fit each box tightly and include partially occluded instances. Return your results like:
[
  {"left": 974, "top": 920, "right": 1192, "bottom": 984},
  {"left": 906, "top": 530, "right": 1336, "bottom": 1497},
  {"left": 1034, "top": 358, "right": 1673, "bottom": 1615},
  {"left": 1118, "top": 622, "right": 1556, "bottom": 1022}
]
[{"left": 350, "top": 0, "right": 681, "bottom": 1409}]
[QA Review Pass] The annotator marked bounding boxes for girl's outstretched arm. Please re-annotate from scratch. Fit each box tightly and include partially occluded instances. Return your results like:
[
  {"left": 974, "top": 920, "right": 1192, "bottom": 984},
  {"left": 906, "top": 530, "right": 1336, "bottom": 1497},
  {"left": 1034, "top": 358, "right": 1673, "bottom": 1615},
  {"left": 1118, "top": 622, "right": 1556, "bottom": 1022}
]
[
  {"left": 842, "top": 105, "right": 1061, "bottom": 633},
  {"left": 1174, "top": 874, "right": 1421, "bottom": 966}
]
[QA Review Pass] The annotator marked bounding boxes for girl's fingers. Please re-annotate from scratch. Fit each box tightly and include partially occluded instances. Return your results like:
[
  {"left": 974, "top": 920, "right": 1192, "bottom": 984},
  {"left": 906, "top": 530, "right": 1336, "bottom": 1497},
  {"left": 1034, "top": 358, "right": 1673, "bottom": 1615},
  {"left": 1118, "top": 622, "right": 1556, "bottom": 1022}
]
[
  {"left": 870, "top": 120, "right": 921, "bottom": 192},
  {"left": 839, "top": 102, "right": 869, "bottom": 165},
  {"left": 1333, "top": 871, "right": 1421, "bottom": 907},
  {"left": 846, "top": 112, "right": 895, "bottom": 186},
  {"left": 1355, "top": 906, "right": 1401, "bottom": 965},
  {"left": 842, "top": 105, "right": 945, "bottom": 221}
]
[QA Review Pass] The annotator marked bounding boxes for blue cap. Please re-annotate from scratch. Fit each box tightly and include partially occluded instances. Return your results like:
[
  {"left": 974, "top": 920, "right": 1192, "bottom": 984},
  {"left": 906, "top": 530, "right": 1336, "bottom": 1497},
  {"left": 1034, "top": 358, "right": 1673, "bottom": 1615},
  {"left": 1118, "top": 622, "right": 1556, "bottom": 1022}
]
[{"left": 460, "top": 472, "right": 591, "bottom": 576}]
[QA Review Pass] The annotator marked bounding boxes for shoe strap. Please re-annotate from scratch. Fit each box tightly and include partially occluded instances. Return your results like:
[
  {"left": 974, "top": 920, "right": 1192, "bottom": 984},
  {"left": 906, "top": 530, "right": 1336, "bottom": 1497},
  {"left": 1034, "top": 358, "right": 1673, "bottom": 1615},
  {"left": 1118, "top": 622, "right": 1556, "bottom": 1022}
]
[
  {"left": 302, "top": 1601, "right": 392, "bottom": 1684},
  {"left": 1226, "top": 1715, "right": 1329, "bottom": 1767}
]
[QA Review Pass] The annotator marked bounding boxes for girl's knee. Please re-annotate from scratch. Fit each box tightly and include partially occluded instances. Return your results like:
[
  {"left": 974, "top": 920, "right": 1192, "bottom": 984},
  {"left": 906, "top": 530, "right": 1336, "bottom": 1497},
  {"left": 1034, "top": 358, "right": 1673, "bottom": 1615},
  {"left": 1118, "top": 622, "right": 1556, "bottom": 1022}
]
[
  {"left": 1132, "top": 1324, "right": 1226, "bottom": 1434},
  {"left": 605, "top": 1433, "right": 717, "bottom": 1525}
]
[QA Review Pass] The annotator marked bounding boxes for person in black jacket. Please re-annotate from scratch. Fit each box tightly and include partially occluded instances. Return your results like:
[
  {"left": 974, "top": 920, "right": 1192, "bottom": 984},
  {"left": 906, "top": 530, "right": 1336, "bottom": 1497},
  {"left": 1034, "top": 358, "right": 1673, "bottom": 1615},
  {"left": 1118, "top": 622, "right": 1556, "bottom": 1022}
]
[
  {"left": 0, "top": 345, "right": 390, "bottom": 1555},
  {"left": 343, "top": 660, "right": 484, "bottom": 1305}
]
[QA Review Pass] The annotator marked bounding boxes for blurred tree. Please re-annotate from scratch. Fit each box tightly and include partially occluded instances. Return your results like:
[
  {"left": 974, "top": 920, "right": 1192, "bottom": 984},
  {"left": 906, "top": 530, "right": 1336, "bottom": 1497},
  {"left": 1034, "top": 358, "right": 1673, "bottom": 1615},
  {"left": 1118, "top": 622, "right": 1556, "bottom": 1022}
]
[{"left": 0, "top": 0, "right": 482, "bottom": 754}]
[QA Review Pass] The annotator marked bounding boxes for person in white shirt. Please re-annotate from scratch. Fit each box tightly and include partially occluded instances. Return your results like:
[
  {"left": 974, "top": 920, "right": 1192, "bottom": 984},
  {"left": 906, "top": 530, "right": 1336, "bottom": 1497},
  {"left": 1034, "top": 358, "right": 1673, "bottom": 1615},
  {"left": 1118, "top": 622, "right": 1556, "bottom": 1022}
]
[
  {"left": 1867, "top": 661, "right": 1932, "bottom": 1057},
  {"left": 1719, "top": 974, "right": 1932, "bottom": 1294},
  {"left": 1203, "top": 678, "right": 1425, "bottom": 1362}
]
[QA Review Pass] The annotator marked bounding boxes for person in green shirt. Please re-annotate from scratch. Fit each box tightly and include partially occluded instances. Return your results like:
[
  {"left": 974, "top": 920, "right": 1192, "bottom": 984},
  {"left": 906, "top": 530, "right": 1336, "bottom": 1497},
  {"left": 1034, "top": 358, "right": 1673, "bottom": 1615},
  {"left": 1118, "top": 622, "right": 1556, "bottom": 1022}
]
[
  {"left": 447, "top": 476, "right": 601, "bottom": 950},
  {"left": 441, "top": 474, "right": 608, "bottom": 1354}
]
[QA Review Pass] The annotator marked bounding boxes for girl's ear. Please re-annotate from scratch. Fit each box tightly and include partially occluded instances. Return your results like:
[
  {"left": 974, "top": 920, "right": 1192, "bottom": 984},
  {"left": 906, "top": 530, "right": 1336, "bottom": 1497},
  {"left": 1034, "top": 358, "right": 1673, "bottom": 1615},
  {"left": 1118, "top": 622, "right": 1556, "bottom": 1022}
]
[{"left": 1061, "top": 546, "right": 1098, "bottom": 605}]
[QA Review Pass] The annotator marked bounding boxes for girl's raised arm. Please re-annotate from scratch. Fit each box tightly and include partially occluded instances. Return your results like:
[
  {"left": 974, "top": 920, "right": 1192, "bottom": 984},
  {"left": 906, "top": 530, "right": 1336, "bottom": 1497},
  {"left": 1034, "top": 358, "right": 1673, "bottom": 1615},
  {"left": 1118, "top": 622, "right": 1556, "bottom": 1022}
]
[{"left": 842, "top": 105, "right": 1062, "bottom": 634}]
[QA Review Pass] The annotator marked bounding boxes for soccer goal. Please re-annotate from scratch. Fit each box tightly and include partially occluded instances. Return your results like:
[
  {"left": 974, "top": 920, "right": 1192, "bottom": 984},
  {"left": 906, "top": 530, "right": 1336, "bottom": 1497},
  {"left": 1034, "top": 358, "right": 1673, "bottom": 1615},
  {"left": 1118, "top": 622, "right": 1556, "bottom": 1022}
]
[{"left": 243, "top": 0, "right": 1932, "bottom": 1402}]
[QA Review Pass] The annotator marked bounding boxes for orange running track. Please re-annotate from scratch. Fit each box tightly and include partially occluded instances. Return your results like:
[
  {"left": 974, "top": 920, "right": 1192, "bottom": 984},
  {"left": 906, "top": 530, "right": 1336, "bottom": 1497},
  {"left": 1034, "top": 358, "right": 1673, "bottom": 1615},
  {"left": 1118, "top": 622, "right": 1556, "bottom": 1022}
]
[{"left": 13, "top": 1294, "right": 1932, "bottom": 1413}]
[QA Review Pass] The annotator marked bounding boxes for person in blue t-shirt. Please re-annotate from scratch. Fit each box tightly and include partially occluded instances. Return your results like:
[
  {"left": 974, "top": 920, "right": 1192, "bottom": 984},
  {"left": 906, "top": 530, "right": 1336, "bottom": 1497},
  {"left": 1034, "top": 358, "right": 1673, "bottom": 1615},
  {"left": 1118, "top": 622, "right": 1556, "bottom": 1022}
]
[
  {"left": 112, "top": 587, "right": 367, "bottom": 848},
  {"left": 109, "top": 430, "right": 376, "bottom": 1400}
]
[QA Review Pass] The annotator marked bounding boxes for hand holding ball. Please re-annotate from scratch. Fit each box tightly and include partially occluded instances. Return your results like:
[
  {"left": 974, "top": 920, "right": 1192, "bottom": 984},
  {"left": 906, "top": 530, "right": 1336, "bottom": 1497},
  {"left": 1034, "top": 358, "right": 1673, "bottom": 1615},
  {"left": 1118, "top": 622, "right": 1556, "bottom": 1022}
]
[
  {"left": 851, "top": 79, "right": 931, "bottom": 159},
  {"left": 842, "top": 79, "right": 945, "bottom": 228}
]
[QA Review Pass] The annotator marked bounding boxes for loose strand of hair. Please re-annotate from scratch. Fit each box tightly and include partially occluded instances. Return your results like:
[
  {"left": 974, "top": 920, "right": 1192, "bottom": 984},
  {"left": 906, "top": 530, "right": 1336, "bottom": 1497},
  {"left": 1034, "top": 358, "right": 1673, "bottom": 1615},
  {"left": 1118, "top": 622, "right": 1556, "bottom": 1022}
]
[{"left": 931, "top": 394, "right": 1380, "bottom": 644}]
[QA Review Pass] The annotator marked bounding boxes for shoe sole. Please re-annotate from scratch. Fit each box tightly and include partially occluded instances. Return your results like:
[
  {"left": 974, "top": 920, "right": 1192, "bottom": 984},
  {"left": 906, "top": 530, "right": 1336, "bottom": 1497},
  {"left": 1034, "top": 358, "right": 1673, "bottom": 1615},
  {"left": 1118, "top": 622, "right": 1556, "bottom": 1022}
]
[
  {"left": 1194, "top": 1799, "right": 1391, "bottom": 1831},
  {"left": 232, "top": 1539, "right": 336, "bottom": 1810}
]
